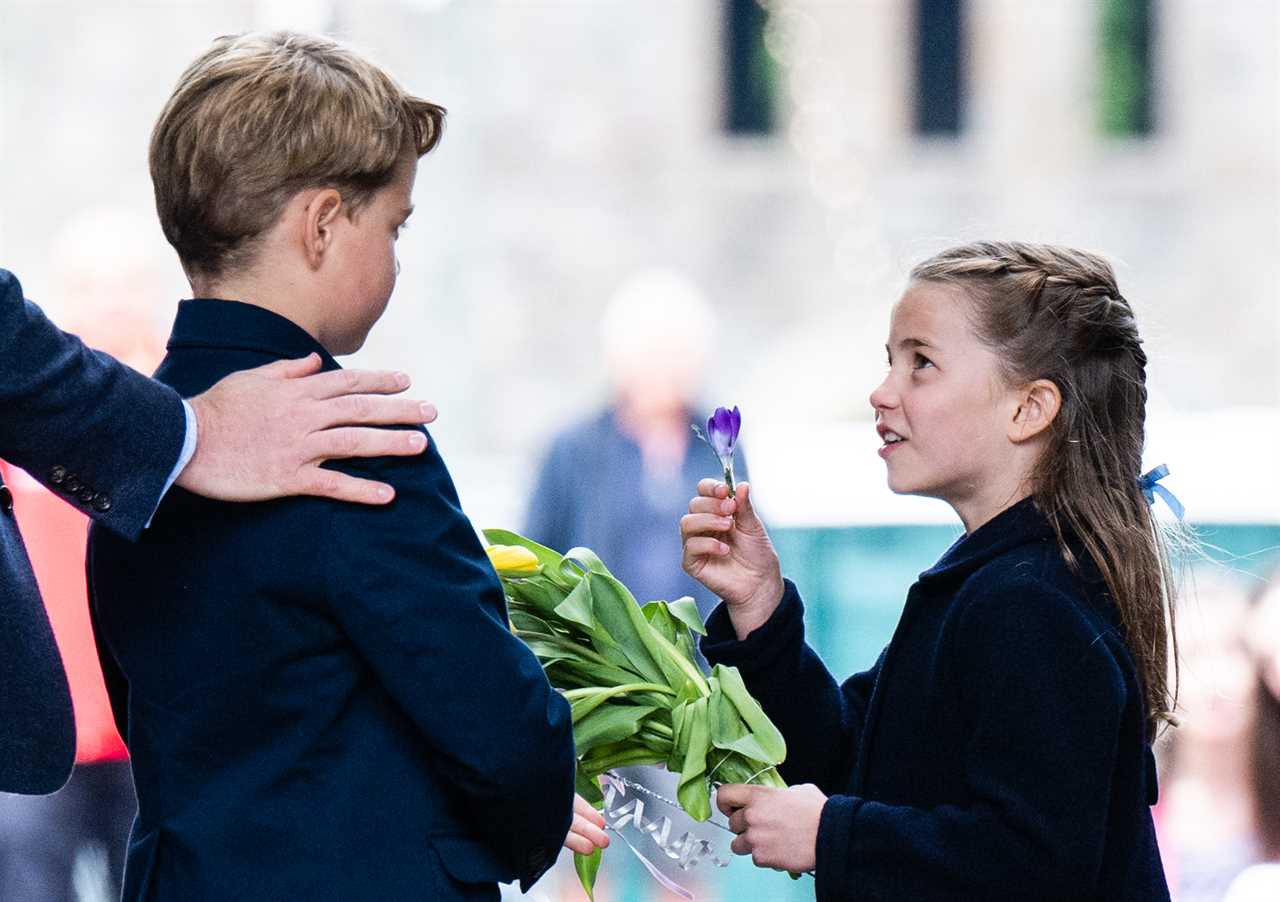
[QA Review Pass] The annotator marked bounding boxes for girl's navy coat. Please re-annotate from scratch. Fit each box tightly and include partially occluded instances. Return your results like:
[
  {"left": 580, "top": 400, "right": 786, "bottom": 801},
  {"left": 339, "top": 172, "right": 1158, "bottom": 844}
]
[{"left": 703, "top": 498, "right": 1171, "bottom": 901}]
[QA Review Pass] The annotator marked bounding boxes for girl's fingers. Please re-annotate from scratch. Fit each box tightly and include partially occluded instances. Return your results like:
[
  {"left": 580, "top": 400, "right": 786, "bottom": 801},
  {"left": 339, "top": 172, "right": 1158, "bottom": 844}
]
[
  {"left": 683, "top": 537, "right": 729, "bottom": 559},
  {"left": 697, "top": 478, "right": 729, "bottom": 499},
  {"left": 573, "top": 793, "right": 605, "bottom": 827},
  {"left": 680, "top": 513, "right": 734, "bottom": 539},
  {"left": 563, "top": 816, "right": 610, "bottom": 853}
]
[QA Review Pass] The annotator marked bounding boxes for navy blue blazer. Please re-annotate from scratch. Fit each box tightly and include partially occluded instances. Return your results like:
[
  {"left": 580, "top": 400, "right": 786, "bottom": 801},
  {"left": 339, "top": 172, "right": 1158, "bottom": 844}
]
[
  {"left": 703, "top": 498, "right": 1170, "bottom": 901},
  {"left": 88, "top": 299, "right": 576, "bottom": 902},
  {"left": 0, "top": 268, "right": 185, "bottom": 794}
]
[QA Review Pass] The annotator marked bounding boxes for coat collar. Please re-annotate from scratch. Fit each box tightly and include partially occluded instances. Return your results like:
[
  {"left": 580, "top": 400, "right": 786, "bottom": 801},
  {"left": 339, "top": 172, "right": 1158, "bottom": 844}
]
[
  {"left": 918, "top": 496, "right": 1059, "bottom": 586},
  {"left": 166, "top": 299, "right": 338, "bottom": 369}
]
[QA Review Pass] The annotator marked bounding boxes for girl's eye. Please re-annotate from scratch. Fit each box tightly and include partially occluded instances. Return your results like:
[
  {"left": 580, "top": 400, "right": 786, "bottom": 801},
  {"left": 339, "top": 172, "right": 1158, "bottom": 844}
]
[{"left": 913, "top": 353, "right": 934, "bottom": 370}]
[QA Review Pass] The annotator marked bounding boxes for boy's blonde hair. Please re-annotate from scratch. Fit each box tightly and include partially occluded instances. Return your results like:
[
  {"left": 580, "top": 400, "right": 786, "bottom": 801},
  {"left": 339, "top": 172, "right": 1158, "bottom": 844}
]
[{"left": 150, "top": 31, "right": 445, "bottom": 277}]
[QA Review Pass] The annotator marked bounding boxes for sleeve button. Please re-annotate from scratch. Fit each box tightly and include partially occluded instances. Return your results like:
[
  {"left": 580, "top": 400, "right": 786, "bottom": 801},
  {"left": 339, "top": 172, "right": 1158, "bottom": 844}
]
[
  {"left": 78, "top": 487, "right": 97, "bottom": 504},
  {"left": 48, "top": 465, "right": 67, "bottom": 485},
  {"left": 93, "top": 495, "right": 113, "bottom": 513}
]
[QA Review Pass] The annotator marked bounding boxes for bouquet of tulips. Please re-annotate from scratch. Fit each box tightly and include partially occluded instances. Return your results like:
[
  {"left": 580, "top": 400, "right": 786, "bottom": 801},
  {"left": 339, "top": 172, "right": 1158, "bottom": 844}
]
[{"left": 483, "top": 529, "right": 787, "bottom": 893}]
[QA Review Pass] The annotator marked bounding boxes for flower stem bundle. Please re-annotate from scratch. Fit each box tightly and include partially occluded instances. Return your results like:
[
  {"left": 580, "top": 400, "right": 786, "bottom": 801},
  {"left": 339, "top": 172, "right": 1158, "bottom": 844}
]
[{"left": 483, "top": 530, "right": 787, "bottom": 896}]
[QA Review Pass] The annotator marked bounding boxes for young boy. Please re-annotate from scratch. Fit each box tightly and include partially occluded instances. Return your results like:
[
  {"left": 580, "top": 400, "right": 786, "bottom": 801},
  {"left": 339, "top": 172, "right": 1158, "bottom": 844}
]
[{"left": 87, "top": 32, "right": 576, "bottom": 901}]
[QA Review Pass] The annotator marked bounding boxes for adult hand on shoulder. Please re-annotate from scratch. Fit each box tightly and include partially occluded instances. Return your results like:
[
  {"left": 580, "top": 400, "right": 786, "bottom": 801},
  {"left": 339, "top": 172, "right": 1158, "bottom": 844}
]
[
  {"left": 562, "top": 793, "right": 610, "bottom": 855},
  {"left": 178, "top": 353, "right": 436, "bottom": 505},
  {"left": 680, "top": 480, "right": 784, "bottom": 638},
  {"left": 717, "top": 782, "right": 826, "bottom": 874}
]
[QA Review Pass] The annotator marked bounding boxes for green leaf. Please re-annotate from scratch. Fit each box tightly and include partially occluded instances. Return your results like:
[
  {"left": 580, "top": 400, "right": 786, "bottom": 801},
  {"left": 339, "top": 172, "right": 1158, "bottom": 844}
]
[
  {"left": 641, "top": 601, "right": 680, "bottom": 645},
  {"left": 667, "top": 596, "right": 707, "bottom": 636},
  {"left": 574, "top": 848, "right": 602, "bottom": 902},
  {"left": 562, "top": 546, "right": 614, "bottom": 578},
  {"left": 675, "top": 696, "right": 712, "bottom": 821},
  {"left": 576, "top": 769, "right": 603, "bottom": 806},
  {"left": 580, "top": 741, "right": 668, "bottom": 774},
  {"left": 585, "top": 574, "right": 669, "bottom": 686},
  {"left": 554, "top": 577, "right": 597, "bottom": 631},
  {"left": 711, "top": 665, "right": 786, "bottom": 765},
  {"left": 509, "top": 609, "right": 556, "bottom": 635},
  {"left": 573, "top": 704, "right": 659, "bottom": 756},
  {"left": 567, "top": 683, "right": 673, "bottom": 723},
  {"left": 505, "top": 577, "right": 569, "bottom": 617}
]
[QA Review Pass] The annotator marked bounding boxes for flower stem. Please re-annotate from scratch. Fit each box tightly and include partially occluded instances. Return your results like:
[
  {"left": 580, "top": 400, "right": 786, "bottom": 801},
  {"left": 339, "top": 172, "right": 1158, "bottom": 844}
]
[{"left": 724, "top": 464, "right": 736, "bottom": 499}]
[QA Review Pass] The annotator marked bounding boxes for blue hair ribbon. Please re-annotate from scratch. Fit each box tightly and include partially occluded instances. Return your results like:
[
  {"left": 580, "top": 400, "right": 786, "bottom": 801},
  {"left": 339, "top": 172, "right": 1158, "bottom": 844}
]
[{"left": 1139, "top": 464, "right": 1184, "bottom": 520}]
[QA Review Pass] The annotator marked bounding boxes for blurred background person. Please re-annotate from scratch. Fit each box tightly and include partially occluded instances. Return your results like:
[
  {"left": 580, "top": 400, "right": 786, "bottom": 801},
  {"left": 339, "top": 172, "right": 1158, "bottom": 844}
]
[
  {"left": 1224, "top": 574, "right": 1280, "bottom": 900},
  {"left": 524, "top": 268, "right": 744, "bottom": 624},
  {"left": 0, "top": 206, "right": 171, "bottom": 902},
  {"left": 1154, "top": 575, "right": 1263, "bottom": 901}
]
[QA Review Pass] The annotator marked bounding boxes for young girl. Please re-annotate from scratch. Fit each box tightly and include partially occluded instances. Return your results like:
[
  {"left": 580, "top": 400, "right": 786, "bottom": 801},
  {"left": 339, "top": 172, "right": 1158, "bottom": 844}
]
[{"left": 680, "top": 241, "right": 1176, "bottom": 900}]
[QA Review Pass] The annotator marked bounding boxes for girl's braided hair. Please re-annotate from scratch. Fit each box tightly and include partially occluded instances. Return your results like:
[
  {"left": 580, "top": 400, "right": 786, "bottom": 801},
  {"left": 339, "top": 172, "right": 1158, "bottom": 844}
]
[{"left": 912, "top": 241, "right": 1178, "bottom": 737}]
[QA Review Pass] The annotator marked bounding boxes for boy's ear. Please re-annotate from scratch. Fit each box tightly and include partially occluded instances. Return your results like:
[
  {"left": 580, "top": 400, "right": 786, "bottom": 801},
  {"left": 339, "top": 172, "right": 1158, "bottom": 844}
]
[
  {"left": 302, "top": 189, "right": 344, "bottom": 269},
  {"left": 1008, "top": 378, "right": 1061, "bottom": 444}
]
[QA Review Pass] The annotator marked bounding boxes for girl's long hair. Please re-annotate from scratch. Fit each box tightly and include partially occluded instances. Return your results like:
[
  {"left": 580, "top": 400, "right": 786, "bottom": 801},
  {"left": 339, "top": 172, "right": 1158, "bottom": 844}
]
[{"left": 911, "top": 241, "right": 1178, "bottom": 738}]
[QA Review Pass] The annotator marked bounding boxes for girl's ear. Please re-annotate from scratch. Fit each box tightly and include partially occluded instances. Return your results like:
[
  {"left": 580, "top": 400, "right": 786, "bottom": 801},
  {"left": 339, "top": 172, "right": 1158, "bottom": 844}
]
[
  {"left": 302, "top": 188, "right": 344, "bottom": 269},
  {"left": 1009, "top": 378, "right": 1062, "bottom": 443}
]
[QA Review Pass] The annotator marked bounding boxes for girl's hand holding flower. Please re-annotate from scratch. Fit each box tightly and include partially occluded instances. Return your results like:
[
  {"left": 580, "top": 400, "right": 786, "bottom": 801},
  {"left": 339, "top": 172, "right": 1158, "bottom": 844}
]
[
  {"left": 562, "top": 793, "right": 609, "bottom": 856},
  {"left": 716, "top": 782, "right": 827, "bottom": 873},
  {"left": 680, "top": 479, "right": 784, "bottom": 640}
]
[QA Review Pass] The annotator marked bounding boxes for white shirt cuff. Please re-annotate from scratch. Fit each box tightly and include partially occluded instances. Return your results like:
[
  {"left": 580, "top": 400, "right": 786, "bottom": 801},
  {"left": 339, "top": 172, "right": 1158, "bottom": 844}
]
[{"left": 147, "top": 398, "right": 198, "bottom": 527}]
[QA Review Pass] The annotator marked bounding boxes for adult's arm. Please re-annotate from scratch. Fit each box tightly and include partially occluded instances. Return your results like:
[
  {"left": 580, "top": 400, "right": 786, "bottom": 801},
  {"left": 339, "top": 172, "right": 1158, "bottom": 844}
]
[
  {"left": 0, "top": 269, "right": 186, "bottom": 539},
  {"left": 0, "top": 269, "right": 438, "bottom": 531},
  {"left": 702, "top": 580, "right": 881, "bottom": 792},
  {"left": 326, "top": 436, "right": 576, "bottom": 890},
  {"left": 812, "top": 577, "right": 1126, "bottom": 901}
]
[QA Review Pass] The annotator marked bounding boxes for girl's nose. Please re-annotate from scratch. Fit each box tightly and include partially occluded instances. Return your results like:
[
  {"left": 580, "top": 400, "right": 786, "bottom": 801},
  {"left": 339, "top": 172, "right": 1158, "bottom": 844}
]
[{"left": 869, "top": 373, "right": 897, "bottom": 412}]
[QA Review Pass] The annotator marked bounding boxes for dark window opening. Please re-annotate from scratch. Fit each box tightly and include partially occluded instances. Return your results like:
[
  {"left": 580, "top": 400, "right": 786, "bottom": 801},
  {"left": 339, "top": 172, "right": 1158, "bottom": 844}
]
[
  {"left": 1099, "top": 0, "right": 1155, "bottom": 136},
  {"left": 914, "top": 0, "right": 966, "bottom": 135},
  {"left": 723, "top": 0, "right": 777, "bottom": 134}
]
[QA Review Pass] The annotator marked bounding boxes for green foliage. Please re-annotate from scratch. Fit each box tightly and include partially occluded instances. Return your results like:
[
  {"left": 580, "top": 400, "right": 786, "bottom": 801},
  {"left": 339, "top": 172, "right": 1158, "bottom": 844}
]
[
  {"left": 483, "top": 528, "right": 788, "bottom": 898},
  {"left": 574, "top": 847, "right": 602, "bottom": 901}
]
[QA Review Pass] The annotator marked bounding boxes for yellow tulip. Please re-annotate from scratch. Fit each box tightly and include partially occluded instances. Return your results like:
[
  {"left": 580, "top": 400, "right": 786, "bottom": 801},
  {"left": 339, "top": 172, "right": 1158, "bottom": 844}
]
[{"left": 485, "top": 544, "right": 540, "bottom": 574}]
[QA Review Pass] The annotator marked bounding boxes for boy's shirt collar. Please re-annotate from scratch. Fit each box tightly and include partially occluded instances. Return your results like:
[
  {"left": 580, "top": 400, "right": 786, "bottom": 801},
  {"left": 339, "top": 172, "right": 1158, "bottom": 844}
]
[{"left": 166, "top": 299, "right": 339, "bottom": 369}]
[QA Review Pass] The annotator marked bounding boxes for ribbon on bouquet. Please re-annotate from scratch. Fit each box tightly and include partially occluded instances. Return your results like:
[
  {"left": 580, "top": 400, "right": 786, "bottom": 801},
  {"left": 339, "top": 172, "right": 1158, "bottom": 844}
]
[{"left": 598, "top": 772, "right": 734, "bottom": 900}]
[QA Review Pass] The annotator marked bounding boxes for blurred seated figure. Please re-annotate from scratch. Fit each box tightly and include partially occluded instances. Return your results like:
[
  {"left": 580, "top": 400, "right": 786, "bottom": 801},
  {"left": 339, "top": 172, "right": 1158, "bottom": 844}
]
[
  {"left": 1154, "top": 576, "right": 1262, "bottom": 901},
  {"left": 525, "top": 268, "right": 743, "bottom": 623},
  {"left": 1224, "top": 573, "right": 1280, "bottom": 901}
]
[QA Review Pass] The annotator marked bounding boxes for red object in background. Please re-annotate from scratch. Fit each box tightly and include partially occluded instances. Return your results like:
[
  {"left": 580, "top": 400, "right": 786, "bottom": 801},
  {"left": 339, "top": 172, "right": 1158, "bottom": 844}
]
[{"left": 1, "top": 461, "right": 127, "bottom": 764}]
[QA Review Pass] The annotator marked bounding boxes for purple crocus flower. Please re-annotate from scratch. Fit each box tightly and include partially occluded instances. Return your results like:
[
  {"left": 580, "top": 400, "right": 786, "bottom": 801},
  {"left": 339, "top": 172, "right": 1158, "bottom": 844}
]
[{"left": 692, "top": 405, "right": 741, "bottom": 497}]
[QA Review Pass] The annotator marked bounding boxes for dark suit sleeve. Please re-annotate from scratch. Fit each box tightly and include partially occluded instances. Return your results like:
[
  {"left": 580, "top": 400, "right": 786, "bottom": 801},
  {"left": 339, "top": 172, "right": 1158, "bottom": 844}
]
[
  {"left": 325, "top": 435, "right": 576, "bottom": 888},
  {"left": 701, "top": 580, "right": 881, "bottom": 791},
  {"left": 0, "top": 269, "right": 185, "bottom": 540},
  {"left": 812, "top": 577, "right": 1126, "bottom": 901}
]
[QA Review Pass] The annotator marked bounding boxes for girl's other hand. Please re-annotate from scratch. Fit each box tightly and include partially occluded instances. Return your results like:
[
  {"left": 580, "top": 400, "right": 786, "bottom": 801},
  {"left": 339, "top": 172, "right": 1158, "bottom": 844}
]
[
  {"left": 680, "top": 480, "right": 784, "bottom": 639},
  {"left": 562, "top": 793, "right": 610, "bottom": 855},
  {"left": 716, "top": 782, "right": 826, "bottom": 874}
]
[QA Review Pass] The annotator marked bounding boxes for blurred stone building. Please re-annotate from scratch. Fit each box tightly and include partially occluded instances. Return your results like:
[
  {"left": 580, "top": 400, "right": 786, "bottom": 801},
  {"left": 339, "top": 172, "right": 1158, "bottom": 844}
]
[{"left": 1, "top": 0, "right": 1276, "bottom": 527}]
